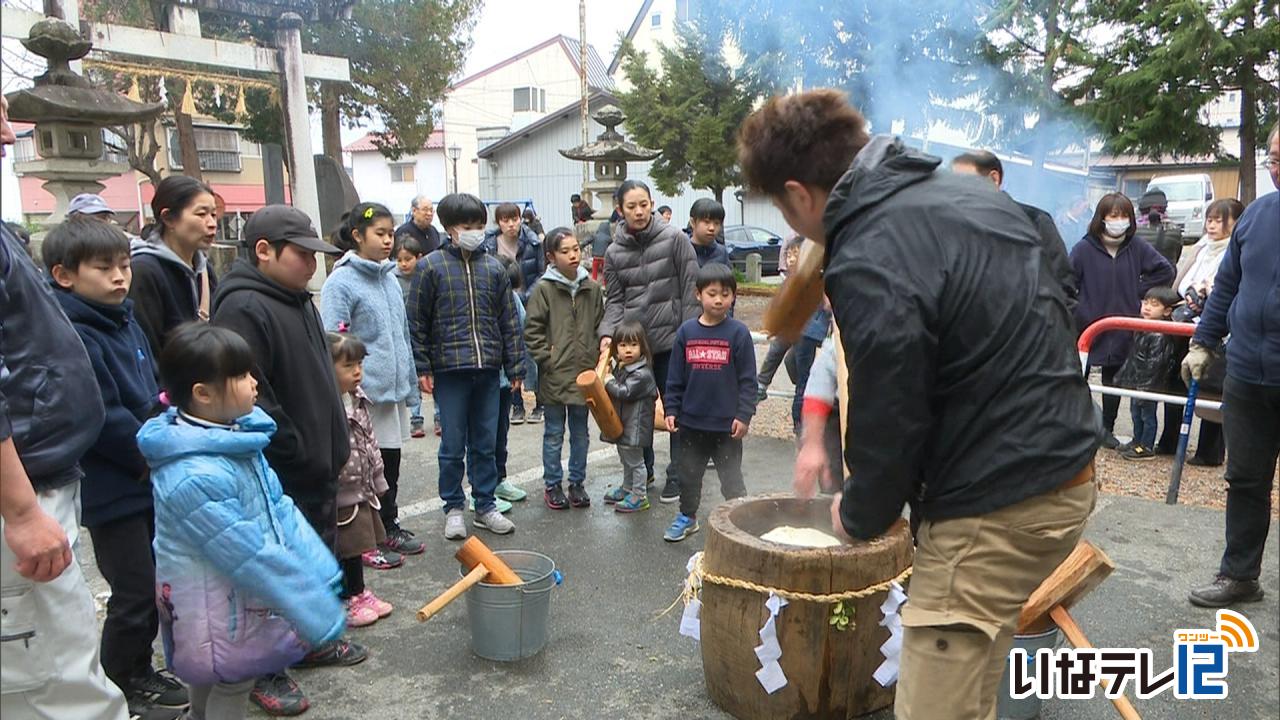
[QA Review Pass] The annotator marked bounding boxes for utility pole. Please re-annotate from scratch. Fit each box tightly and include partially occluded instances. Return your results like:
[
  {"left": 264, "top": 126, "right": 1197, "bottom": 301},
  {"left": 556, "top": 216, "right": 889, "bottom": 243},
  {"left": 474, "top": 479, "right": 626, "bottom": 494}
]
[{"left": 578, "top": 0, "right": 589, "bottom": 195}]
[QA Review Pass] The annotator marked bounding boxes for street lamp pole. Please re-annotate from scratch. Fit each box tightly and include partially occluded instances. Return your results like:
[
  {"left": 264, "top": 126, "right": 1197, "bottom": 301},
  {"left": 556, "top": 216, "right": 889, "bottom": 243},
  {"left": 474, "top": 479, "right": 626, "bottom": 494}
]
[{"left": 448, "top": 143, "right": 461, "bottom": 193}]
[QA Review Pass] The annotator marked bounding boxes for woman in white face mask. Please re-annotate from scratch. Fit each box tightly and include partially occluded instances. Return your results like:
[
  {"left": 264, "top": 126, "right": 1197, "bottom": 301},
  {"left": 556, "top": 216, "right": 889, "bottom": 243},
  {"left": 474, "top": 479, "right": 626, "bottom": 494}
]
[{"left": 1069, "top": 192, "right": 1177, "bottom": 449}]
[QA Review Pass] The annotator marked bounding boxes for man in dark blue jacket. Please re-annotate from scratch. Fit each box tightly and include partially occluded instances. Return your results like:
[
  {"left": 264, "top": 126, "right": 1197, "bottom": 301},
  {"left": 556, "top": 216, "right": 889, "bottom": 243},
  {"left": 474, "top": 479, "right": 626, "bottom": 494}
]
[
  {"left": 43, "top": 218, "right": 190, "bottom": 715},
  {"left": 739, "top": 90, "right": 1099, "bottom": 718},
  {"left": 1183, "top": 122, "right": 1280, "bottom": 608},
  {"left": 0, "top": 94, "right": 128, "bottom": 720}
]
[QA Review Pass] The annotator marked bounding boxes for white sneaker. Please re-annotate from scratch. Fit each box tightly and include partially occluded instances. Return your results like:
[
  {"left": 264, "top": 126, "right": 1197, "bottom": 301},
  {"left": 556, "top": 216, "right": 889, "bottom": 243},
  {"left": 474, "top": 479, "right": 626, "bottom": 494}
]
[
  {"left": 444, "top": 509, "right": 467, "bottom": 540},
  {"left": 473, "top": 509, "right": 515, "bottom": 535}
]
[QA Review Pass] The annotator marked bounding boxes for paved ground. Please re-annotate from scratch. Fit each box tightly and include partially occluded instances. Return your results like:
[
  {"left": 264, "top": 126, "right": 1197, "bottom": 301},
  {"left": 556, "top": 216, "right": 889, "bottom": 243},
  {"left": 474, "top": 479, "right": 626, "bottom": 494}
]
[{"left": 79, "top": 401, "right": 1277, "bottom": 720}]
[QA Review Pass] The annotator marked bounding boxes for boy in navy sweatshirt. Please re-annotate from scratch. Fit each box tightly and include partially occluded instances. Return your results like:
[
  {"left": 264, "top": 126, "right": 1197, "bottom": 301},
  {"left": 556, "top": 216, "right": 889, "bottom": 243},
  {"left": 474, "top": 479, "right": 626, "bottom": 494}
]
[
  {"left": 43, "top": 217, "right": 188, "bottom": 716},
  {"left": 662, "top": 263, "right": 757, "bottom": 542}
]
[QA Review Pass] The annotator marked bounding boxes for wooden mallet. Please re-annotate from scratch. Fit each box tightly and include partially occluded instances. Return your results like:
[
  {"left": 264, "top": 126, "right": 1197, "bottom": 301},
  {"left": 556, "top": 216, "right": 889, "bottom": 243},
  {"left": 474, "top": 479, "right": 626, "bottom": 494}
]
[
  {"left": 1018, "top": 541, "right": 1141, "bottom": 720},
  {"left": 763, "top": 238, "right": 826, "bottom": 343},
  {"left": 576, "top": 348, "right": 624, "bottom": 441},
  {"left": 416, "top": 537, "right": 523, "bottom": 622}
]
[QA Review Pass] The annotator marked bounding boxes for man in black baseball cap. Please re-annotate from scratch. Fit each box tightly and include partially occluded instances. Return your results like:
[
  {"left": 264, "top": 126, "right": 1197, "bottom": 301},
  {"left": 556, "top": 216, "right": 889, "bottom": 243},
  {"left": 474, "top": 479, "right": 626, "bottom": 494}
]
[{"left": 212, "top": 204, "right": 363, "bottom": 714}]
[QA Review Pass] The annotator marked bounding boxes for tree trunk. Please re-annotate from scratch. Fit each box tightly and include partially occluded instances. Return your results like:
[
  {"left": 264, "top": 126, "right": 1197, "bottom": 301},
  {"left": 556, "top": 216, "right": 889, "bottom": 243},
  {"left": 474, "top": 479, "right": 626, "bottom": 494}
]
[
  {"left": 174, "top": 103, "right": 203, "bottom": 181},
  {"left": 321, "top": 82, "right": 343, "bottom": 163},
  {"left": 711, "top": 186, "right": 724, "bottom": 204}
]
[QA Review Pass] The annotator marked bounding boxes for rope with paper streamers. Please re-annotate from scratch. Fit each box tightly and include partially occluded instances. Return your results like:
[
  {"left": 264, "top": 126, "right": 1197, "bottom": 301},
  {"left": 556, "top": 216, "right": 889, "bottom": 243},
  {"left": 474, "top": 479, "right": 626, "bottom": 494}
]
[
  {"left": 82, "top": 58, "right": 279, "bottom": 117},
  {"left": 662, "top": 551, "right": 913, "bottom": 618}
]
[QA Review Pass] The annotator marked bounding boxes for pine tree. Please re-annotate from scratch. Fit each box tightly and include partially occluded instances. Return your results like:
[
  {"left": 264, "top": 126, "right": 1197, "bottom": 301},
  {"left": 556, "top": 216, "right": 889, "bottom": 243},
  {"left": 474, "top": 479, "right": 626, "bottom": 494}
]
[
  {"left": 1067, "top": 0, "right": 1279, "bottom": 202},
  {"left": 615, "top": 26, "right": 765, "bottom": 203}
]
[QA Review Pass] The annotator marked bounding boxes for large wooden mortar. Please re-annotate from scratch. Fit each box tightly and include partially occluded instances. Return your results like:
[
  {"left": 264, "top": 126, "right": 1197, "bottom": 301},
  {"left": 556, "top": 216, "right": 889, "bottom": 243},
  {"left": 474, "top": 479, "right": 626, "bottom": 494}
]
[{"left": 701, "top": 494, "right": 913, "bottom": 719}]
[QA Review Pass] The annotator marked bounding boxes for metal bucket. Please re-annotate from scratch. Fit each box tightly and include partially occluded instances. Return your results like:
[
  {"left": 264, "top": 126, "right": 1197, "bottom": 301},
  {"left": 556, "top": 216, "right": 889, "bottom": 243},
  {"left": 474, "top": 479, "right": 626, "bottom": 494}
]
[
  {"left": 458, "top": 550, "right": 558, "bottom": 661},
  {"left": 997, "top": 627, "right": 1060, "bottom": 719}
]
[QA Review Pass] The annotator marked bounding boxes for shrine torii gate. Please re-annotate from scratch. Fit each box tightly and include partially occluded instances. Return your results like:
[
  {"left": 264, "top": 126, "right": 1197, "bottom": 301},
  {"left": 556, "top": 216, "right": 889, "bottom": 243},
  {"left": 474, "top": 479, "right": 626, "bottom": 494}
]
[{"left": 1, "top": 0, "right": 352, "bottom": 287}]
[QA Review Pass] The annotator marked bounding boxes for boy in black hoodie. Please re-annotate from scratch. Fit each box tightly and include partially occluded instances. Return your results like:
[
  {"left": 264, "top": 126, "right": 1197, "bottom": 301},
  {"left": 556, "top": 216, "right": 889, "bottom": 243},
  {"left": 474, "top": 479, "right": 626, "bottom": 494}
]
[
  {"left": 43, "top": 218, "right": 187, "bottom": 718},
  {"left": 210, "top": 205, "right": 361, "bottom": 715}
]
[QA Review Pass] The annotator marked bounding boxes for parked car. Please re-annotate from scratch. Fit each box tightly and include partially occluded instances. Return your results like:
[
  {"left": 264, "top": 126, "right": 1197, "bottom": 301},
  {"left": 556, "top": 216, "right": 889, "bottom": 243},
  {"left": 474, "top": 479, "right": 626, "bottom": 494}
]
[
  {"left": 722, "top": 224, "right": 782, "bottom": 276},
  {"left": 1146, "top": 174, "right": 1214, "bottom": 238}
]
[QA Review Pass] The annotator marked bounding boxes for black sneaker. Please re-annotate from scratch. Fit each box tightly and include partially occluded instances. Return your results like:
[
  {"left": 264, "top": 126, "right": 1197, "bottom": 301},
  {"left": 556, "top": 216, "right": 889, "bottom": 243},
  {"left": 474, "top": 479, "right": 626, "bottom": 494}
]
[
  {"left": 646, "top": 474, "right": 655, "bottom": 486},
  {"left": 250, "top": 672, "right": 309, "bottom": 717},
  {"left": 1188, "top": 575, "right": 1265, "bottom": 608},
  {"left": 380, "top": 526, "right": 426, "bottom": 555},
  {"left": 1101, "top": 432, "right": 1120, "bottom": 450},
  {"left": 292, "top": 638, "right": 369, "bottom": 669},
  {"left": 544, "top": 484, "right": 569, "bottom": 510},
  {"left": 1121, "top": 445, "right": 1156, "bottom": 461},
  {"left": 511, "top": 404, "right": 526, "bottom": 425},
  {"left": 659, "top": 478, "right": 680, "bottom": 504},
  {"left": 128, "top": 668, "right": 189, "bottom": 709},
  {"left": 529, "top": 406, "right": 544, "bottom": 424},
  {"left": 567, "top": 483, "right": 591, "bottom": 508}
]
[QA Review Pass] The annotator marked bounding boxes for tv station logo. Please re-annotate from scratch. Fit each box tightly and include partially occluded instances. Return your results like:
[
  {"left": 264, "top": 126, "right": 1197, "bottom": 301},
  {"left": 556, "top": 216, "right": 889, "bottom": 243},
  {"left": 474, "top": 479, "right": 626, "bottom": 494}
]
[{"left": 1009, "top": 609, "right": 1259, "bottom": 701}]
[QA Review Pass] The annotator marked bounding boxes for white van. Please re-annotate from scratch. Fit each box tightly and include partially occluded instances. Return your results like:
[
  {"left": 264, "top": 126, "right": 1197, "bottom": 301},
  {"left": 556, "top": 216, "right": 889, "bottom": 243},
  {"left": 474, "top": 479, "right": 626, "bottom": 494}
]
[{"left": 1146, "top": 173, "right": 1215, "bottom": 237}]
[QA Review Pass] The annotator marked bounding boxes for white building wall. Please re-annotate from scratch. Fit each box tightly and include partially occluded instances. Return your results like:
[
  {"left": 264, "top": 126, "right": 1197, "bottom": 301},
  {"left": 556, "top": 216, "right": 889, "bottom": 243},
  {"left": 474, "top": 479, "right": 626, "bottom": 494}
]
[
  {"left": 479, "top": 113, "right": 793, "bottom": 237},
  {"left": 348, "top": 149, "right": 448, "bottom": 217},
  {"left": 444, "top": 41, "right": 588, "bottom": 198}
]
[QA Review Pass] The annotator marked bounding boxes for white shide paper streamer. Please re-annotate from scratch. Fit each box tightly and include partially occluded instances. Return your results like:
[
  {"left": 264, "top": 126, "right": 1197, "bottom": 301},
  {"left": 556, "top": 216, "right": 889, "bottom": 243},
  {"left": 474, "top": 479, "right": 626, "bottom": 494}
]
[
  {"left": 873, "top": 581, "right": 907, "bottom": 687},
  {"left": 754, "top": 593, "right": 789, "bottom": 694},
  {"left": 679, "top": 553, "right": 703, "bottom": 641}
]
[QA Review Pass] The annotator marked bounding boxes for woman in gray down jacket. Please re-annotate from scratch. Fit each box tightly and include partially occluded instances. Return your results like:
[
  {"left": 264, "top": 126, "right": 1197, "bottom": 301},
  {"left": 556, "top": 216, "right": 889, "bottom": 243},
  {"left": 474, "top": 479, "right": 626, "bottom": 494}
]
[{"left": 598, "top": 180, "right": 700, "bottom": 503}]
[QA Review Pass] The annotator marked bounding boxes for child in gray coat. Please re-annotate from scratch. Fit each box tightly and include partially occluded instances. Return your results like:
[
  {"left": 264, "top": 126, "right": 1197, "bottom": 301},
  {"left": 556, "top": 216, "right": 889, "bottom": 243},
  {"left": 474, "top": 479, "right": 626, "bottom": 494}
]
[{"left": 602, "top": 320, "right": 658, "bottom": 513}]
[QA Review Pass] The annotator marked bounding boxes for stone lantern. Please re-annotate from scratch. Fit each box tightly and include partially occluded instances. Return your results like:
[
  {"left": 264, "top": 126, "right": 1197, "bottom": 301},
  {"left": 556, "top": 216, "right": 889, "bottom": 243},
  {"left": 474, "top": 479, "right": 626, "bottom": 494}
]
[
  {"left": 5, "top": 18, "right": 164, "bottom": 228},
  {"left": 559, "top": 105, "right": 661, "bottom": 221}
]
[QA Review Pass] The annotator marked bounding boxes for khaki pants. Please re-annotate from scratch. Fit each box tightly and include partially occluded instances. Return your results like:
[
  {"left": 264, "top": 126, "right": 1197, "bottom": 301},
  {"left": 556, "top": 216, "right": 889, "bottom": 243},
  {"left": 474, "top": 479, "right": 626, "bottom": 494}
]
[
  {"left": 1, "top": 482, "right": 129, "bottom": 720},
  {"left": 894, "top": 479, "right": 1097, "bottom": 719}
]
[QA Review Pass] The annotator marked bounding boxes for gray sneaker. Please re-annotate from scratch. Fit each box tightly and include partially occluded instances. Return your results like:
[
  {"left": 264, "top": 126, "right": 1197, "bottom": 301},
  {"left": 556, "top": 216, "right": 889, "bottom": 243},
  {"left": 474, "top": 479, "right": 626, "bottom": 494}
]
[
  {"left": 444, "top": 509, "right": 467, "bottom": 540},
  {"left": 474, "top": 509, "right": 515, "bottom": 535}
]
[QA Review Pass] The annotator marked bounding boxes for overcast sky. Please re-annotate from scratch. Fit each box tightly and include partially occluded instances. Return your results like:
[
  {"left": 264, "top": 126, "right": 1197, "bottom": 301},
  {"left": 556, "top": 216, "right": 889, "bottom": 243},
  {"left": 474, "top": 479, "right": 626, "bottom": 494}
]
[{"left": 462, "top": 0, "right": 643, "bottom": 79}]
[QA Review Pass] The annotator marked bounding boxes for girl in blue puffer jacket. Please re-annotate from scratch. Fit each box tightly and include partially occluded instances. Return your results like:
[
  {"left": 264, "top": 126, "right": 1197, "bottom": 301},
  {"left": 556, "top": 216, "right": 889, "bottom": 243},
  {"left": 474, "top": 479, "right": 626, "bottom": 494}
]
[{"left": 137, "top": 323, "right": 344, "bottom": 719}]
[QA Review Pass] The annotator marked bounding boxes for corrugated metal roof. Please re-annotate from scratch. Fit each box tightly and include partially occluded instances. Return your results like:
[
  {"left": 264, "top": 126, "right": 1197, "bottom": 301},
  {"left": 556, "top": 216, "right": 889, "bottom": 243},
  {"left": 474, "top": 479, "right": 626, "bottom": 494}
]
[
  {"left": 343, "top": 129, "right": 445, "bottom": 153},
  {"left": 559, "top": 36, "right": 614, "bottom": 91}
]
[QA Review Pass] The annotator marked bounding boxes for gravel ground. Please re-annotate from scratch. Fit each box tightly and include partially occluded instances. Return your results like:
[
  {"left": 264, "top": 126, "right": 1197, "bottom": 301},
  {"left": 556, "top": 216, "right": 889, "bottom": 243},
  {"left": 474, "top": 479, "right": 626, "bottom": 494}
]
[{"left": 732, "top": 295, "right": 1278, "bottom": 517}]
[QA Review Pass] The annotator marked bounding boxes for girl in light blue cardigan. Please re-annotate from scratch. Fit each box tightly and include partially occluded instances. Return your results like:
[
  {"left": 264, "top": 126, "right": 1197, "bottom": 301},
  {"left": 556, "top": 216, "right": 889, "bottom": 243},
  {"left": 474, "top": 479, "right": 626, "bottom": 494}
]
[{"left": 320, "top": 203, "right": 423, "bottom": 560}]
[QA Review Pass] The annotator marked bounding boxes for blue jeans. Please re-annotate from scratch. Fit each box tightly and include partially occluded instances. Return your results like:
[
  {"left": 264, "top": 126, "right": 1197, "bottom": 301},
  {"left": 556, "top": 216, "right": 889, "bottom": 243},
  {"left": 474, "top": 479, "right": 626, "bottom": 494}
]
[
  {"left": 791, "top": 335, "right": 821, "bottom": 436},
  {"left": 543, "top": 404, "right": 589, "bottom": 487},
  {"left": 496, "top": 386, "right": 512, "bottom": 479},
  {"left": 407, "top": 392, "right": 423, "bottom": 423},
  {"left": 1130, "top": 399, "right": 1158, "bottom": 449},
  {"left": 435, "top": 369, "right": 501, "bottom": 515}
]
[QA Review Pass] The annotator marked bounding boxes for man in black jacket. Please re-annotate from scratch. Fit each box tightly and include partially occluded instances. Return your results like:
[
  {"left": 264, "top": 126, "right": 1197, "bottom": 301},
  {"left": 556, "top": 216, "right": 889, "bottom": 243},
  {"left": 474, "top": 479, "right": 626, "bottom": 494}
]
[
  {"left": 211, "top": 205, "right": 363, "bottom": 715},
  {"left": 739, "top": 90, "right": 1100, "bottom": 719},
  {"left": 951, "top": 150, "right": 1079, "bottom": 313}
]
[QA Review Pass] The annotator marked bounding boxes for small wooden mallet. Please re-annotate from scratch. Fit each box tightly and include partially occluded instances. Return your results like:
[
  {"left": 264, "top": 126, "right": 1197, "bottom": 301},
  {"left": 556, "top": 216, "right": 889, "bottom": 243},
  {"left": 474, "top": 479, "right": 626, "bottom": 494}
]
[
  {"left": 576, "top": 348, "right": 624, "bottom": 441},
  {"left": 1018, "top": 541, "right": 1141, "bottom": 720},
  {"left": 416, "top": 537, "right": 522, "bottom": 622}
]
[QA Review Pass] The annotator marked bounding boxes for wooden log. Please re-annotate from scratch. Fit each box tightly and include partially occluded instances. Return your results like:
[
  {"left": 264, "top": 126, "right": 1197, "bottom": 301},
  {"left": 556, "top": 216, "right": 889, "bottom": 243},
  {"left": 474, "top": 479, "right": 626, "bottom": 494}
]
[
  {"left": 455, "top": 536, "right": 522, "bottom": 585},
  {"left": 417, "top": 565, "right": 488, "bottom": 622},
  {"left": 701, "top": 494, "right": 913, "bottom": 719},
  {"left": 764, "top": 239, "right": 825, "bottom": 343}
]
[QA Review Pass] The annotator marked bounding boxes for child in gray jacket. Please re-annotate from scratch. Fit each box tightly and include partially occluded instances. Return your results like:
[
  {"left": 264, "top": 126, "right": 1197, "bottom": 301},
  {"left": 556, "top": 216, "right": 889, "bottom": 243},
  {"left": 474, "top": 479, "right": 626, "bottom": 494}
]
[{"left": 602, "top": 320, "right": 658, "bottom": 513}]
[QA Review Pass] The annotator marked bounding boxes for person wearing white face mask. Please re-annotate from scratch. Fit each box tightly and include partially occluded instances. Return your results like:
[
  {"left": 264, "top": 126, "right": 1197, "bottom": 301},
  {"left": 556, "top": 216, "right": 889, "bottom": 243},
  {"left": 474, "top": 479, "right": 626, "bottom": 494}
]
[
  {"left": 405, "top": 193, "right": 526, "bottom": 541},
  {"left": 1070, "top": 192, "right": 1176, "bottom": 449}
]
